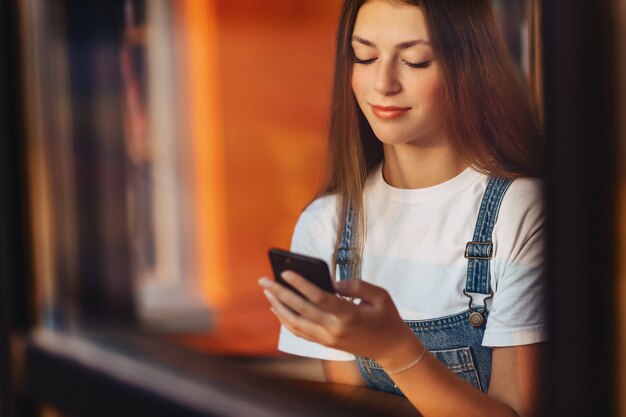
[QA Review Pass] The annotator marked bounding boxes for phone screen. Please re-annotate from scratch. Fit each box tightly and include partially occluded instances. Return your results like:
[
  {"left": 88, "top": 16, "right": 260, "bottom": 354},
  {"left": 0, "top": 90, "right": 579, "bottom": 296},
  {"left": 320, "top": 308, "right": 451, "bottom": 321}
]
[{"left": 268, "top": 248, "right": 336, "bottom": 295}]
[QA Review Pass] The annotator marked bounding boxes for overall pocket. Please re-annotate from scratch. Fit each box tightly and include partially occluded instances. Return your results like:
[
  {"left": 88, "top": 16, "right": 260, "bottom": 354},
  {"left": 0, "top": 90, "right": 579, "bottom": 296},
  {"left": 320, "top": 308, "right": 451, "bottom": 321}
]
[
  {"left": 430, "top": 346, "right": 482, "bottom": 391},
  {"left": 356, "top": 356, "right": 405, "bottom": 396}
]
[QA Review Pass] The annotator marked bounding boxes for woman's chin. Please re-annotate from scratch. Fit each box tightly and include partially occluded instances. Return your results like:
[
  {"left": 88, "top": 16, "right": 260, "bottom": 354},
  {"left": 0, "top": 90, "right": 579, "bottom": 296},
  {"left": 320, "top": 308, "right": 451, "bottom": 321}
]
[
  {"left": 371, "top": 127, "right": 447, "bottom": 149},
  {"left": 369, "top": 129, "right": 413, "bottom": 146},
  {"left": 373, "top": 133, "right": 422, "bottom": 147}
]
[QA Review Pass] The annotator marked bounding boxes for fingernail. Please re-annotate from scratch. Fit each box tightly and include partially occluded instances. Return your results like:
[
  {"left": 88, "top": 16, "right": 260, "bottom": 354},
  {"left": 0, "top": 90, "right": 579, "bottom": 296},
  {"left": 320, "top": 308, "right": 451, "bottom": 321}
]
[
  {"left": 269, "top": 307, "right": 278, "bottom": 316},
  {"left": 258, "top": 277, "right": 271, "bottom": 288},
  {"left": 263, "top": 289, "right": 275, "bottom": 300},
  {"left": 281, "top": 271, "right": 294, "bottom": 282}
]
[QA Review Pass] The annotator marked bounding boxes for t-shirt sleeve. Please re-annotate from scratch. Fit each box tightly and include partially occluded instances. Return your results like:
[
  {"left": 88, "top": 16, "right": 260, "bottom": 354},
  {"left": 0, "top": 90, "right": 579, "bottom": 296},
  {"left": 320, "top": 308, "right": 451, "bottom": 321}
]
[
  {"left": 483, "top": 178, "right": 549, "bottom": 347},
  {"left": 277, "top": 198, "right": 355, "bottom": 361}
]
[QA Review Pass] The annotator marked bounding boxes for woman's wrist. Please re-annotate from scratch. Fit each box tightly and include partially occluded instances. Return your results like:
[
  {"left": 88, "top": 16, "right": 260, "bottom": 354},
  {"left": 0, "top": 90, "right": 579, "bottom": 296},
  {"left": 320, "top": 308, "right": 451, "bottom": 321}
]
[
  {"left": 375, "top": 328, "right": 425, "bottom": 372},
  {"left": 387, "top": 344, "right": 427, "bottom": 375}
]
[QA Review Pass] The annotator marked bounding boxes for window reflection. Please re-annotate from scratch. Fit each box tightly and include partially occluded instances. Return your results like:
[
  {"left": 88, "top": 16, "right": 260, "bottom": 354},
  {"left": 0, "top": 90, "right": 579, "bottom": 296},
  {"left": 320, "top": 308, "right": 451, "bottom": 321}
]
[
  {"left": 492, "top": 0, "right": 543, "bottom": 114},
  {"left": 121, "top": 0, "right": 216, "bottom": 332}
]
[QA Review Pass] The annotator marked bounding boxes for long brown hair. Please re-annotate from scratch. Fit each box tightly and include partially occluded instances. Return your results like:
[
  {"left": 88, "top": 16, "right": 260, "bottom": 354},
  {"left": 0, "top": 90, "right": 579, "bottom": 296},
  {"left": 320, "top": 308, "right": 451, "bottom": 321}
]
[{"left": 319, "top": 0, "right": 543, "bottom": 279}]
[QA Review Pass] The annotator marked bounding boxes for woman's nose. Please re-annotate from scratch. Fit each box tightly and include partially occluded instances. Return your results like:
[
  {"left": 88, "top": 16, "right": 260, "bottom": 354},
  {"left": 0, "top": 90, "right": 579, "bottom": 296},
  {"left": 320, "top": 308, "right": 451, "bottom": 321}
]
[{"left": 373, "top": 60, "right": 401, "bottom": 96}]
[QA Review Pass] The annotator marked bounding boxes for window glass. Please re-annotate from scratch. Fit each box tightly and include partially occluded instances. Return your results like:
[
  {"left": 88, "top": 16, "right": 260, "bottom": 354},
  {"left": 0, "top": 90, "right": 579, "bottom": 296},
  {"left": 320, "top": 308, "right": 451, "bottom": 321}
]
[{"left": 21, "top": 0, "right": 535, "bottom": 358}]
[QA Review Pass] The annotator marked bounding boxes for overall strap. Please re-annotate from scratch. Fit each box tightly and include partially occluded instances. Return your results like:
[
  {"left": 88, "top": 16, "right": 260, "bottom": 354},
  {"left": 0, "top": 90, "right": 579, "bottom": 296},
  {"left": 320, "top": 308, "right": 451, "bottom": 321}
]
[
  {"left": 337, "top": 207, "right": 355, "bottom": 281},
  {"left": 464, "top": 177, "right": 514, "bottom": 294}
]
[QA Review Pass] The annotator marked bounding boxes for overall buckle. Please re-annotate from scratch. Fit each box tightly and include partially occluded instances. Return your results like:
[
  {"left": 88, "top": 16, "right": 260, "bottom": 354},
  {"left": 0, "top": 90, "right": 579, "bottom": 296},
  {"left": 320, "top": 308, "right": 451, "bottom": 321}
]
[{"left": 464, "top": 242, "right": 493, "bottom": 260}]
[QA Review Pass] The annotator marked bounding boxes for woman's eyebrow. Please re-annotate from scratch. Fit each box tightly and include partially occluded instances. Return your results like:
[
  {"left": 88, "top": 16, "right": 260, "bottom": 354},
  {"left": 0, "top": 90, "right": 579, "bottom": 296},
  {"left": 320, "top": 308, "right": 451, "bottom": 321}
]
[{"left": 351, "top": 35, "right": 430, "bottom": 49}]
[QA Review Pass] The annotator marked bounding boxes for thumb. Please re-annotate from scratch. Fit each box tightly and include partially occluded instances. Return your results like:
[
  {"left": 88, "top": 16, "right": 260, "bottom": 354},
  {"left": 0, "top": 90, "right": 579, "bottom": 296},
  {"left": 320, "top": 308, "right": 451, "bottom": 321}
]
[{"left": 334, "top": 279, "right": 388, "bottom": 303}]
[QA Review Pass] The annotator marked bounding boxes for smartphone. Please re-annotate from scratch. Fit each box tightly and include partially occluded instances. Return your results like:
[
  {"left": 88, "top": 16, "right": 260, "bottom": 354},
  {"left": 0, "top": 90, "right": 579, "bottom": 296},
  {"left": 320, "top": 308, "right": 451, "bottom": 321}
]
[{"left": 268, "top": 248, "right": 336, "bottom": 295}]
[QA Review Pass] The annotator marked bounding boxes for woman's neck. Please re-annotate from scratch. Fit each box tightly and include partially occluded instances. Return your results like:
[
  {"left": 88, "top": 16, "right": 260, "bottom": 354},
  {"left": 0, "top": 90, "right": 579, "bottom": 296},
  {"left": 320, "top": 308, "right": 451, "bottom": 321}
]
[{"left": 382, "top": 143, "right": 467, "bottom": 189}]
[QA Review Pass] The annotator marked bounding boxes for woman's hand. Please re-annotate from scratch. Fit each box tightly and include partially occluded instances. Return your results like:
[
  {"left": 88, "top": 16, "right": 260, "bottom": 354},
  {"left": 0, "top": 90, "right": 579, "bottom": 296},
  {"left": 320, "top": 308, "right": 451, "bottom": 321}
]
[{"left": 258, "top": 271, "right": 421, "bottom": 368}]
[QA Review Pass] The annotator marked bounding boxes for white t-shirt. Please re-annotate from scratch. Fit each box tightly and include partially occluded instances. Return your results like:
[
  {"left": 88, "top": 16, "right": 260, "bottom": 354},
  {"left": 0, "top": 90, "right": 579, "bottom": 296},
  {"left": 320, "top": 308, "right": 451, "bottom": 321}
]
[{"left": 278, "top": 165, "right": 548, "bottom": 361}]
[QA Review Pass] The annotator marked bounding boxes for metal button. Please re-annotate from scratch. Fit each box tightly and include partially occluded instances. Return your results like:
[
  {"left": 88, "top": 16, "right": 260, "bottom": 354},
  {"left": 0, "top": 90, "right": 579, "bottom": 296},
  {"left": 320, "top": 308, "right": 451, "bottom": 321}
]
[{"left": 469, "top": 311, "right": 484, "bottom": 327}]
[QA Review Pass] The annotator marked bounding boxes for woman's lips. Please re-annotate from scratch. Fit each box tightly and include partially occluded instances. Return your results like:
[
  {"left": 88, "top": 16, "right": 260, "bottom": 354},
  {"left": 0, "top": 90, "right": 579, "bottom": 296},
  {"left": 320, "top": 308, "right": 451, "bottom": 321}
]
[{"left": 370, "top": 105, "right": 411, "bottom": 120}]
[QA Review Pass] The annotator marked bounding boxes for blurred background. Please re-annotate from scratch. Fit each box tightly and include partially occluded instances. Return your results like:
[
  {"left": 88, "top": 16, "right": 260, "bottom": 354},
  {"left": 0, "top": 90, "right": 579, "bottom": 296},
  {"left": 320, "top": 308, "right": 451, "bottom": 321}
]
[
  {"left": 1, "top": 0, "right": 625, "bottom": 416},
  {"left": 19, "top": 0, "right": 342, "bottom": 356}
]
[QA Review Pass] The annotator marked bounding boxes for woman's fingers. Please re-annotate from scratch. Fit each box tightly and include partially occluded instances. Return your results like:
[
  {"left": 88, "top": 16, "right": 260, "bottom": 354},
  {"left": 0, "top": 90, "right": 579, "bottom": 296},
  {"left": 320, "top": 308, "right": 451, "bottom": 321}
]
[
  {"left": 258, "top": 276, "right": 331, "bottom": 323},
  {"left": 264, "top": 289, "right": 301, "bottom": 323},
  {"left": 264, "top": 287, "right": 332, "bottom": 344},
  {"left": 281, "top": 271, "right": 337, "bottom": 308},
  {"left": 334, "top": 279, "right": 390, "bottom": 306}
]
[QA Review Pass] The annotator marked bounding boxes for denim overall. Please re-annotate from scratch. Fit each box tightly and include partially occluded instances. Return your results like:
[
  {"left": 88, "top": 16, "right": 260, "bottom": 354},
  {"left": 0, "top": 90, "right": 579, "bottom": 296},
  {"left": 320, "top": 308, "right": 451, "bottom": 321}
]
[{"left": 337, "top": 177, "right": 513, "bottom": 396}]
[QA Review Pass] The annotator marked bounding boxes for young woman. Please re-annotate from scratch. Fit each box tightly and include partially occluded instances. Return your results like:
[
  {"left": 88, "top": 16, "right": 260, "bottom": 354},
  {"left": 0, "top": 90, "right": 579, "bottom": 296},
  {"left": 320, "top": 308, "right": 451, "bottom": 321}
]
[{"left": 259, "top": 0, "right": 546, "bottom": 416}]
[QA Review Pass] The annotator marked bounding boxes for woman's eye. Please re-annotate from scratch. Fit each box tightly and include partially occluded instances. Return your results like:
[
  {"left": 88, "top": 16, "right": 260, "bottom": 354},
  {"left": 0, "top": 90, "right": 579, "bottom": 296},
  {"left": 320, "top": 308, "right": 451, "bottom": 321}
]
[
  {"left": 404, "top": 60, "right": 433, "bottom": 69},
  {"left": 352, "top": 56, "right": 377, "bottom": 65}
]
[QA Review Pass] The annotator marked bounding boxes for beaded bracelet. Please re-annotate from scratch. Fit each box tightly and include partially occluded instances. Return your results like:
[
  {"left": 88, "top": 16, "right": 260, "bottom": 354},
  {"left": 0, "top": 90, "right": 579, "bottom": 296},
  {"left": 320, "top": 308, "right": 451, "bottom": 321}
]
[{"left": 386, "top": 345, "right": 428, "bottom": 375}]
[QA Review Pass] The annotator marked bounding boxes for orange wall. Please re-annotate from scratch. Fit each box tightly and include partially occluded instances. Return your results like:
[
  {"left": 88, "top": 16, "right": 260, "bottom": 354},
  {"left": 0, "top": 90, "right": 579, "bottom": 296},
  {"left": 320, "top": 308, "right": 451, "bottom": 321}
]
[{"left": 176, "top": 0, "right": 343, "bottom": 355}]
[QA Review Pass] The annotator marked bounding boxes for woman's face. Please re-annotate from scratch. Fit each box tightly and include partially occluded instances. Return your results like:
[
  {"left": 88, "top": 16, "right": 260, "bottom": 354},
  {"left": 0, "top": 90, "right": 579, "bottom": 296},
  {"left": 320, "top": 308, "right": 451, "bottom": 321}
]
[{"left": 351, "top": 0, "right": 445, "bottom": 147}]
